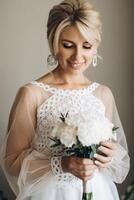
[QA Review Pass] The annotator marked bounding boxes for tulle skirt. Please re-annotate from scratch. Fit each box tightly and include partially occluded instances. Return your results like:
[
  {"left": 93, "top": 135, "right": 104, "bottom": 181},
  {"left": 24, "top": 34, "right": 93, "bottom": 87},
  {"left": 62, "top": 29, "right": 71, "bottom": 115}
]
[{"left": 28, "top": 171, "right": 120, "bottom": 200}]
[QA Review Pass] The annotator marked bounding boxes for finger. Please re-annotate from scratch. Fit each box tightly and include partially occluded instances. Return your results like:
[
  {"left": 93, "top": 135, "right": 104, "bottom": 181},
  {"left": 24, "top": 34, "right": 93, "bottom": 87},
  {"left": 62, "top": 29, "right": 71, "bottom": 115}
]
[
  {"left": 94, "top": 153, "right": 112, "bottom": 164},
  {"left": 78, "top": 170, "right": 95, "bottom": 181},
  {"left": 98, "top": 146, "right": 113, "bottom": 157},
  {"left": 77, "top": 173, "right": 93, "bottom": 182},
  {"left": 76, "top": 157, "right": 94, "bottom": 165},
  {"left": 94, "top": 160, "right": 109, "bottom": 168},
  {"left": 78, "top": 163, "right": 97, "bottom": 171},
  {"left": 83, "top": 174, "right": 94, "bottom": 182},
  {"left": 73, "top": 165, "right": 96, "bottom": 178},
  {"left": 80, "top": 169, "right": 95, "bottom": 177},
  {"left": 101, "top": 141, "right": 117, "bottom": 150}
]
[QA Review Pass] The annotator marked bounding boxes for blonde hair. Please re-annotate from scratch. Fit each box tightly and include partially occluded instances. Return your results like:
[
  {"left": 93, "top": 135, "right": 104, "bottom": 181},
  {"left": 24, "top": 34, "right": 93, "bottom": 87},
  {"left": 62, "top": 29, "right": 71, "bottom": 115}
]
[{"left": 47, "top": 0, "right": 102, "bottom": 55}]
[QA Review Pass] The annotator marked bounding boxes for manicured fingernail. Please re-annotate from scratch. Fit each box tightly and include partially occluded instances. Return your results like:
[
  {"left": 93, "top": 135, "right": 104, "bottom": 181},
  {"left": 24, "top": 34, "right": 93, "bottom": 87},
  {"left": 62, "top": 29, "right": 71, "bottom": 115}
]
[
  {"left": 94, "top": 153, "right": 98, "bottom": 158},
  {"left": 95, "top": 160, "right": 99, "bottom": 164},
  {"left": 98, "top": 147, "right": 103, "bottom": 151}
]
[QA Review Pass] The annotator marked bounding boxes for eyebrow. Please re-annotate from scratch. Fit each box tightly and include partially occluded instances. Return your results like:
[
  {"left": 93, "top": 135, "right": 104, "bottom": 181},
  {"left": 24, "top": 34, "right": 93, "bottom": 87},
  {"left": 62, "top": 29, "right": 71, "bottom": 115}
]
[{"left": 61, "top": 39, "right": 92, "bottom": 45}]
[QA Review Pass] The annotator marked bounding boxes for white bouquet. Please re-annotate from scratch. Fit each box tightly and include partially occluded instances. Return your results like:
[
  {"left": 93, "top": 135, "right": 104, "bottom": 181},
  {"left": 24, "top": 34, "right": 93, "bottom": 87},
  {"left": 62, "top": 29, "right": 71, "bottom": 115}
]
[{"left": 50, "top": 112, "right": 118, "bottom": 200}]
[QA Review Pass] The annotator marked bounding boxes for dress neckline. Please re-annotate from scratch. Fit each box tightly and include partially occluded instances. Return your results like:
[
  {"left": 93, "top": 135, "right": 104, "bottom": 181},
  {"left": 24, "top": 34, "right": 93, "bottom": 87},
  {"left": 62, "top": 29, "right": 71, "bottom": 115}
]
[{"left": 31, "top": 81, "right": 99, "bottom": 94}]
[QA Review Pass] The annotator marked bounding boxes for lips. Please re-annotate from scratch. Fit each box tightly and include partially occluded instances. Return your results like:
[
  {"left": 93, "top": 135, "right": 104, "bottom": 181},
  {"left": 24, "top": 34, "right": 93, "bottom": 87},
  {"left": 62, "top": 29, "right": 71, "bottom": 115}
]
[{"left": 68, "top": 61, "right": 84, "bottom": 69}]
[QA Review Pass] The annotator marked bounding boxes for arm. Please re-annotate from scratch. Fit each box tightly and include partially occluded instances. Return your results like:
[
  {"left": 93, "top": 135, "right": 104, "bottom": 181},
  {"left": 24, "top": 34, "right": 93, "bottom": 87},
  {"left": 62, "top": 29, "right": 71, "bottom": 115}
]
[
  {"left": 94, "top": 86, "right": 130, "bottom": 183},
  {"left": 5, "top": 86, "right": 36, "bottom": 176},
  {"left": 0, "top": 85, "right": 54, "bottom": 197}
]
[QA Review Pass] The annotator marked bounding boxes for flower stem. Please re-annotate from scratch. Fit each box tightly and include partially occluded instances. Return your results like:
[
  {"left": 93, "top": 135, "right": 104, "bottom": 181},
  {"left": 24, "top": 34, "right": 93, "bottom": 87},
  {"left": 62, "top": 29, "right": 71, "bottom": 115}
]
[
  {"left": 82, "top": 192, "right": 92, "bottom": 200},
  {"left": 82, "top": 181, "right": 93, "bottom": 200}
]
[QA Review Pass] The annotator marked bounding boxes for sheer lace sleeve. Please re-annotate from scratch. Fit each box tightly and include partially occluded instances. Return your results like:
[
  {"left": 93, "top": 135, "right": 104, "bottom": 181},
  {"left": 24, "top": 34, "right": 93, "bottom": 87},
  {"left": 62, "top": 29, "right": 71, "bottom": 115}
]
[
  {"left": 0, "top": 84, "right": 62, "bottom": 199},
  {"left": 93, "top": 85, "right": 130, "bottom": 183}
]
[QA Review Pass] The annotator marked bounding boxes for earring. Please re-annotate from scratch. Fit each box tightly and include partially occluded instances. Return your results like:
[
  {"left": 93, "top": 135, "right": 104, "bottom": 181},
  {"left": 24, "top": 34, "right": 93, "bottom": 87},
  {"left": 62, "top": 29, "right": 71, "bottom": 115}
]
[
  {"left": 92, "top": 54, "right": 102, "bottom": 67},
  {"left": 92, "top": 54, "right": 98, "bottom": 67},
  {"left": 47, "top": 54, "right": 58, "bottom": 69}
]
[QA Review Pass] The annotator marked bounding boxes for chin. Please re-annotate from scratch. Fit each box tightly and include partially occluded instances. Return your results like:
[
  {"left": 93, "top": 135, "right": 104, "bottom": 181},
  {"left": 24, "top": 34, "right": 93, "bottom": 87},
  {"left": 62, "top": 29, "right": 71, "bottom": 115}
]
[{"left": 68, "top": 67, "right": 85, "bottom": 75}]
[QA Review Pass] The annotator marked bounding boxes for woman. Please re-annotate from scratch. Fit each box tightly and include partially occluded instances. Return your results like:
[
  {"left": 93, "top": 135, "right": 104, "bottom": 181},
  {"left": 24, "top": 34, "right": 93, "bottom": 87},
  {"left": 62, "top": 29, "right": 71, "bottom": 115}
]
[{"left": 0, "top": 0, "right": 130, "bottom": 199}]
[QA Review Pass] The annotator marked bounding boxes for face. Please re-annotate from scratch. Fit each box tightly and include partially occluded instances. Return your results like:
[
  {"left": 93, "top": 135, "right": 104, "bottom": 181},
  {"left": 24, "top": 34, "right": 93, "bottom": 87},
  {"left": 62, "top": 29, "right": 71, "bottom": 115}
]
[{"left": 56, "top": 25, "right": 98, "bottom": 75}]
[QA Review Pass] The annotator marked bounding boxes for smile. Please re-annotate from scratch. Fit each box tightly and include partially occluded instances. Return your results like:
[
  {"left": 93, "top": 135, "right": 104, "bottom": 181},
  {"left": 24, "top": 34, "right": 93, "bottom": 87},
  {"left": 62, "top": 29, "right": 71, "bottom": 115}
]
[{"left": 68, "top": 61, "right": 85, "bottom": 69}]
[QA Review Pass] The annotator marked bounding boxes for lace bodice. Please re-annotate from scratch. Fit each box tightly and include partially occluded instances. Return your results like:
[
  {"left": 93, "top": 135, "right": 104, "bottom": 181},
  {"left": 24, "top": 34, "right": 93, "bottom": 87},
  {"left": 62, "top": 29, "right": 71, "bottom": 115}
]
[{"left": 31, "top": 81, "right": 105, "bottom": 153}]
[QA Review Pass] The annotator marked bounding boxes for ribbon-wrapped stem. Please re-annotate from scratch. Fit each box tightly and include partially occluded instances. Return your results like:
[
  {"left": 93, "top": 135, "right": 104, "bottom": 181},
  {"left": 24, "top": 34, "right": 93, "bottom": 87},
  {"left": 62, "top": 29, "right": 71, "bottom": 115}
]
[{"left": 82, "top": 181, "right": 93, "bottom": 200}]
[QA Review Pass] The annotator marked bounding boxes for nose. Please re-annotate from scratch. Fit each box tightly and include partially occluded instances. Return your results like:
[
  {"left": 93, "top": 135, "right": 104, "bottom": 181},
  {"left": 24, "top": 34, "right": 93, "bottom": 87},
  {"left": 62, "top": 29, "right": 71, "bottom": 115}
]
[{"left": 72, "top": 46, "right": 83, "bottom": 61}]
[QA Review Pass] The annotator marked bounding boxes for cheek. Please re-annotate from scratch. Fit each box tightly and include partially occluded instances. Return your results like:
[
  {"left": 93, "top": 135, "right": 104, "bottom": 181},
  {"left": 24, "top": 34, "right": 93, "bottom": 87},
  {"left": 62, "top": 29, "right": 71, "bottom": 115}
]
[
  {"left": 89, "top": 47, "right": 97, "bottom": 56},
  {"left": 57, "top": 54, "right": 65, "bottom": 64},
  {"left": 56, "top": 54, "right": 67, "bottom": 68},
  {"left": 86, "top": 48, "right": 97, "bottom": 61},
  {"left": 85, "top": 51, "right": 94, "bottom": 62},
  {"left": 57, "top": 50, "right": 70, "bottom": 64}
]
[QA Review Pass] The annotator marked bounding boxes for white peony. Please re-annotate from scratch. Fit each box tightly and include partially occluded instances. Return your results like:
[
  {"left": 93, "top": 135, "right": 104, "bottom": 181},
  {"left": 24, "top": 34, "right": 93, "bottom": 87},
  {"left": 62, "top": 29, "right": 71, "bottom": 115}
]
[
  {"left": 51, "top": 111, "right": 115, "bottom": 148},
  {"left": 77, "top": 116, "right": 113, "bottom": 146},
  {"left": 50, "top": 122, "right": 62, "bottom": 138},
  {"left": 51, "top": 123, "right": 77, "bottom": 147},
  {"left": 65, "top": 113, "right": 85, "bottom": 127},
  {"left": 60, "top": 124, "right": 77, "bottom": 147}
]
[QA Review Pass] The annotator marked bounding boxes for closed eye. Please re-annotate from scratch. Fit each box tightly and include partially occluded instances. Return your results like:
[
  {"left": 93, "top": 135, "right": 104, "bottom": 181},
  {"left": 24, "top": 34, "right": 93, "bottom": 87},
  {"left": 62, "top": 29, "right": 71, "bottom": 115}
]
[
  {"left": 61, "top": 40, "right": 93, "bottom": 49},
  {"left": 83, "top": 45, "right": 92, "bottom": 49},
  {"left": 62, "top": 42, "right": 73, "bottom": 48},
  {"left": 83, "top": 42, "right": 92, "bottom": 49}
]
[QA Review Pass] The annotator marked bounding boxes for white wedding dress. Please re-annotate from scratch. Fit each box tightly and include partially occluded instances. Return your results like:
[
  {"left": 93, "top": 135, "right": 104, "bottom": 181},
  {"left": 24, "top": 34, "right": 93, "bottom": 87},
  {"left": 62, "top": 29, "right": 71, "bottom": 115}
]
[{"left": 0, "top": 81, "right": 130, "bottom": 200}]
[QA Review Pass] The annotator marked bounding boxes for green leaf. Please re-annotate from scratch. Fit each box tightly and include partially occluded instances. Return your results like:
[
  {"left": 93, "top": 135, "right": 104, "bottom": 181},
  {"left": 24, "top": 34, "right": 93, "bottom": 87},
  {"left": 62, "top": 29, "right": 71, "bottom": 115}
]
[
  {"left": 48, "top": 136, "right": 57, "bottom": 142},
  {"left": 59, "top": 112, "right": 69, "bottom": 123},
  {"left": 51, "top": 140, "right": 61, "bottom": 147},
  {"left": 112, "top": 127, "right": 119, "bottom": 132},
  {"left": 65, "top": 111, "right": 69, "bottom": 118},
  {"left": 48, "top": 137, "right": 62, "bottom": 147},
  {"left": 90, "top": 151, "right": 95, "bottom": 159},
  {"left": 91, "top": 144, "right": 97, "bottom": 152}
]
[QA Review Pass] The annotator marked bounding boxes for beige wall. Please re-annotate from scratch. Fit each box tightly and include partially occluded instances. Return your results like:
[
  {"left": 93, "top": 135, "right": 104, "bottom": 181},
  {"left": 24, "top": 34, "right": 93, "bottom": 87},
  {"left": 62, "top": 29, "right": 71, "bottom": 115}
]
[{"left": 0, "top": 0, "right": 133, "bottom": 199}]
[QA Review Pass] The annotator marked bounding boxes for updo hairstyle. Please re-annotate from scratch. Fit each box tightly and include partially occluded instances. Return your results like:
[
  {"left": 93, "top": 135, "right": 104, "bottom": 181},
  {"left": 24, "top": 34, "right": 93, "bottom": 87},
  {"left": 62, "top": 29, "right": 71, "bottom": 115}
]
[{"left": 47, "top": 0, "right": 102, "bottom": 55}]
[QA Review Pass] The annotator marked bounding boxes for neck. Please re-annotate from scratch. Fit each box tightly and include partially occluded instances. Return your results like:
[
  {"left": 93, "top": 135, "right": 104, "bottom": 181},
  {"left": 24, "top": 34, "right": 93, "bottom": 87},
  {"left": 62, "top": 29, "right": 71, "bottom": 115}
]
[{"left": 52, "top": 66, "right": 89, "bottom": 85}]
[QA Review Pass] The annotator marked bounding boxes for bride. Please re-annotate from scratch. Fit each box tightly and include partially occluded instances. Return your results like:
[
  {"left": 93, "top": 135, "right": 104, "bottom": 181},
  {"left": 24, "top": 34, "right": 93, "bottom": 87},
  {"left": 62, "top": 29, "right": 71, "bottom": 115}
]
[{"left": 0, "top": 0, "right": 130, "bottom": 199}]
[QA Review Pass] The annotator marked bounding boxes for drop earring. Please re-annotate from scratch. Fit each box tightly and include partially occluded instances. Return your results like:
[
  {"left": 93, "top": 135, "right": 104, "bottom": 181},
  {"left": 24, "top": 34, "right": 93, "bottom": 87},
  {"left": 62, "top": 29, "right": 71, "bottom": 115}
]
[
  {"left": 92, "top": 53, "right": 102, "bottom": 67},
  {"left": 92, "top": 54, "right": 98, "bottom": 67},
  {"left": 47, "top": 54, "right": 58, "bottom": 69}
]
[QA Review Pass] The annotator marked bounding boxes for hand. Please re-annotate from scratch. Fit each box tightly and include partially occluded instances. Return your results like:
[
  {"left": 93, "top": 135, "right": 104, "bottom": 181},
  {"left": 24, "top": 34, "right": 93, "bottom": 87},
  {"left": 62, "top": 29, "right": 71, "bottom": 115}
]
[
  {"left": 94, "top": 140, "right": 117, "bottom": 168},
  {"left": 61, "top": 156, "right": 97, "bottom": 182}
]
